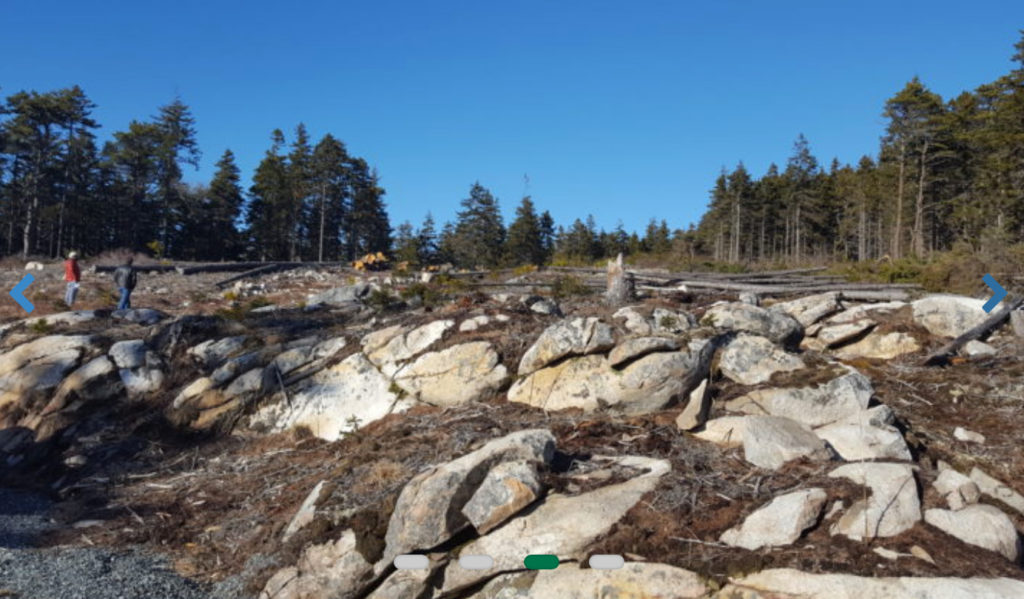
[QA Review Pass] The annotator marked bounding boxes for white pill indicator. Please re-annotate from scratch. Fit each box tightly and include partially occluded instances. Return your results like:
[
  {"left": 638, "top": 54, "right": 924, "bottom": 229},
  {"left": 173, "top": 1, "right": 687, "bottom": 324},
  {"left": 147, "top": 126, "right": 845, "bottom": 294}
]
[
  {"left": 458, "top": 554, "right": 494, "bottom": 570},
  {"left": 394, "top": 554, "right": 430, "bottom": 570},
  {"left": 588, "top": 554, "right": 625, "bottom": 570}
]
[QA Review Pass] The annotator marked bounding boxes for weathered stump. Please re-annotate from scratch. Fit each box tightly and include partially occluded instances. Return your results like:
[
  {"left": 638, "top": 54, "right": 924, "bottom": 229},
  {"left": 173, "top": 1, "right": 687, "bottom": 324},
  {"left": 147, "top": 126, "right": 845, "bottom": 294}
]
[{"left": 605, "top": 253, "right": 634, "bottom": 306}]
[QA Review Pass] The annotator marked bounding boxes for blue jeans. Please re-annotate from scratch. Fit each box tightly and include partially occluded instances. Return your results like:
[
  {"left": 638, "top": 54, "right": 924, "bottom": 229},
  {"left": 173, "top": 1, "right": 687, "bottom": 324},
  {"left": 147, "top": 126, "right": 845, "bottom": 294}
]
[{"left": 118, "top": 287, "right": 132, "bottom": 310}]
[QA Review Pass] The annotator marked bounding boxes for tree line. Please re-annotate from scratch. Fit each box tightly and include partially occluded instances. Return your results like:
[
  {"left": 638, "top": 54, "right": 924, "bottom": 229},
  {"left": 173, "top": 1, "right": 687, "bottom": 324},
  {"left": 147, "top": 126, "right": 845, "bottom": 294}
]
[
  {"left": 694, "top": 32, "right": 1024, "bottom": 264},
  {"left": 0, "top": 91, "right": 391, "bottom": 262},
  {"left": 0, "top": 87, "right": 682, "bottom": 268}
]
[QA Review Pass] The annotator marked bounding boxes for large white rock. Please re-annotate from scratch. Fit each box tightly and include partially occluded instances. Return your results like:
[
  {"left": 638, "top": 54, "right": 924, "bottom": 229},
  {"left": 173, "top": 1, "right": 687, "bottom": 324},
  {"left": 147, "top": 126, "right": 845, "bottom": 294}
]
[
  {"left": 381, "top": 429, "right": 556, "bottom": 566},
  {"left": 813, "top": 419, "right": 911, "bottom": 461},
  {"left": 607, "top": 336, "right": 681, "bottom": 368},
  {"left": 461, "top": 460, "right": 542, "bottom": 534},
  {"left": 612, "top": 306, "right": 652, "bottom": 336},
  {"left": 718, "top": 334, "right": 805, "bottom": 385},
  {"left": 188, "top": 336, "right": 249, "bottom": 369},
  {"left": 441, "top": 455, "right": 670, "bottom": 594},
  {"left": 743, "top": 416, "right": 830, "bottom": 470},
  {"left": 925, "top": 505, "right": 1020, "bottom": 561},
  {"left": 108, "top": 339, "right": 147, "bottom": 369},
  {"left": 250, "top": 353, "right": 402, "bottom": 440},
  {"left": 969, "top": 467, "right": 1024, "bottom": 516},
  {"left": 725, "top": 366, "right": 873, "bottom": 427},
  {"left": 769, "top": 292, "right": 842, "bottom": 327},
  {"left": 912, "top": 295, "right": 989, "bottom": 338},
  {"left": 392, "top": 341, "right": 507, "bottom": 406},
  {"left": 817, "top": 319, "right": 875, "bottom": 347},
  {"left": 722, "top": 568, "right": 1024, "bottom": 599},
  {"left": 833, "top": 331, "right": 920, "bottom": 360},
  {"left": 675, "top": 378, "right": 711, "bottom": 431},
  {"left": 467, "top": 563, "right": 708, "bottom": 599},
  {"left": 720, "top": 488, "right": 827, "bottom": 550},
  {"left": 509, "top": 344, "right": 711, "bottom": 415},
  {"left": 701, "top": 302, "right": 803, "bottom": 347},
  {"left": 0, "top": 335, "right": 94, "bottom": 410},
  {"left": 828, "top": 462, "right": 920, "bottom": 540},
  {"left": 518, "top": 317, "right": 615, "bottom": 375}
]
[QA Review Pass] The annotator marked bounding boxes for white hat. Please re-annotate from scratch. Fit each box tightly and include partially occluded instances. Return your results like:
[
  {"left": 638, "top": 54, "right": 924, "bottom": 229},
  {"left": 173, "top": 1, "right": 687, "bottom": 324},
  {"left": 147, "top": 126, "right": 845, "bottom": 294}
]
[{"left": 68, "top": 251, "right": 79, "bottom": 259}]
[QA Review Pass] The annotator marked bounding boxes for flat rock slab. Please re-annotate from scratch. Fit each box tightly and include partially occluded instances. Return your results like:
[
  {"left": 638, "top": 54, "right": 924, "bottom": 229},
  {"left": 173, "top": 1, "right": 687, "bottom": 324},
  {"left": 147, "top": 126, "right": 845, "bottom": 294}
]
[
  {"left": 518, "top": 317, "right": 615, "bottom": 375},
  {"left": 925, "top": 505, "right": 1020, "bottom": 561},
  {"left": 725, "top": 366, "right": 873, "bottom": 427},
  {"left": 721, "top": 567, "right": 1024, "bottom": 599},
  {"left": 828, "top": 462, "right": 920, "bottom": 540},
  {"left": 969, "top": 467, "right": 1024, "bottom": 516},
  {"left": 392, "top": 341, "right": 507, "bottom": 407},
  {"left": 720, "top": 488, "right": 827, "bottom": 550},
  {"left": 833, "top": 331, "right": 920, "bottom": 360},
  {"left": 441, "top": 456, "right": 669, "bottom": 594},
  {"left": 743, "top": 415, "right": 830, "bottom": 470},
  {"left": 912, "top": 295, "right": 989, "bottom": 338},
  {"left": 769, "top": 292, "right": 842, "bottom": 327},
  {"left": 468, "top": 563, "right": 708, "bottom": 599}
]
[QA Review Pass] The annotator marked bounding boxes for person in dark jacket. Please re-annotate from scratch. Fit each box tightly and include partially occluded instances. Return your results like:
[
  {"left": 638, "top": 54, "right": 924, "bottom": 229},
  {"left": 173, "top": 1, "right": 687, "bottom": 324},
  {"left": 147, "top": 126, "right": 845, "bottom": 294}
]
[{"left": 113, "top": 257, "right": 138, "bottom": 310}]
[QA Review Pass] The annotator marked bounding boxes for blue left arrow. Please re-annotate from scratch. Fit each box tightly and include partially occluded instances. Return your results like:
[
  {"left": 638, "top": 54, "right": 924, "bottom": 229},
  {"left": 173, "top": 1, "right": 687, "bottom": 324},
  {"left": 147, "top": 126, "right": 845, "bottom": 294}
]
[{"left": 8, "top": 273, "right": 35, "bottom": 313}]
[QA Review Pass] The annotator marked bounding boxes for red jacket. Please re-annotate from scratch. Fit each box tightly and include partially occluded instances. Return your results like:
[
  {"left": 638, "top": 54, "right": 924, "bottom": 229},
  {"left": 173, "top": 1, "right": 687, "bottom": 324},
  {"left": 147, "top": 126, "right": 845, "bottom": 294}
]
[{"left": 64, "top": 259, "right": 81, "bottom": 283}]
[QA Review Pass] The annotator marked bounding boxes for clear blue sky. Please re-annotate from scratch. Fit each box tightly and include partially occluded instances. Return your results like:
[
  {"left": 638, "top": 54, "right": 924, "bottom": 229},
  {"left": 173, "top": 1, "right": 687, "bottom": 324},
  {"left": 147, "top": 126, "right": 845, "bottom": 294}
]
[{"left": 3, "top": 1, "right": 1022, "bottom": 234}]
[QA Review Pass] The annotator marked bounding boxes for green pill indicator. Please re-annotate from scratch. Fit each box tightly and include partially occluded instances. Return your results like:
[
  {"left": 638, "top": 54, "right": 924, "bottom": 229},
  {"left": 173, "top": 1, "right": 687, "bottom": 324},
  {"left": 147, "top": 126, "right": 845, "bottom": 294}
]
[{"left": 524, "top": 554, "right": 559, "bottom": 570}]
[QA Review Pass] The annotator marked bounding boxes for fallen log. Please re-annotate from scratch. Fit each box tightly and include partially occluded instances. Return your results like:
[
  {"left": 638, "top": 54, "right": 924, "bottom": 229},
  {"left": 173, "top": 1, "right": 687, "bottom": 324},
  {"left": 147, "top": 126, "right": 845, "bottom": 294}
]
[
  {"left": 922, "top": 295, "right": 1024, "bottom": 366},
  {"left": 214, "top": 263, "right": 302, "bottom": 289},
  {"left": 673, "top": 280, "right": 919, "bottom": 294},
  {"left": 90, "top": 264, "right": 177, "bottom": 274}
]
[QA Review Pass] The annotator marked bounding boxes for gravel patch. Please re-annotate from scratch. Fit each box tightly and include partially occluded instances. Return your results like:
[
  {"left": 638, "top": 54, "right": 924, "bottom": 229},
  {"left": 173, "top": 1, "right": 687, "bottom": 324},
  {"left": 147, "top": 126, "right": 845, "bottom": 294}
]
[{"left": 0, "top": 488, "right": 235, "bottom": 599}]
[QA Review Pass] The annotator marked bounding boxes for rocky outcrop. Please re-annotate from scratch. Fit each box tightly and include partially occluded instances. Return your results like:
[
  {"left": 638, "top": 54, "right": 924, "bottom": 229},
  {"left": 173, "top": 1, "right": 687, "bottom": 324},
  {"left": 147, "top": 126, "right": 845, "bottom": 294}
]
[
  {"left": 934, "top": 469, "right": 981, "bottom": 511},
  {"left": 441, "top": 455, "right": 670, "bottom": 594},
  {"left": 381, "top": 429, "right": 556, "bottom": 565},
  {"left": 250, "top": 353, "right": 404, "bottom": 440}
]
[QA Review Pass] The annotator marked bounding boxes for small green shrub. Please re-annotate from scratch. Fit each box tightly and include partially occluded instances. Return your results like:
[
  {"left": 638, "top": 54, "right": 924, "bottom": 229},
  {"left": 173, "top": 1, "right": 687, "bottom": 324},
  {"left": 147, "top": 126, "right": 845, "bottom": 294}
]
[
  {"left": 399, "top": 283, "right": 442, "bottom": 307},
  {"left": 366, "top": 289, "right": 397, "bottom": 312},
  {"left": 551, "top": 275, "right": 592, "bottom": 299},
  {"left": 29, "top": 318, "right": 53, "bottom": 334}
]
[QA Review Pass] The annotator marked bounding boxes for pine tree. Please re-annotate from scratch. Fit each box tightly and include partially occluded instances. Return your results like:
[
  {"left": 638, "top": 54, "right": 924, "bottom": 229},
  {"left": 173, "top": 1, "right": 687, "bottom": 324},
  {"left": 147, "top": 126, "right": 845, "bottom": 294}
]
[
  {"left": 206, "top": 149, "right": 244, "bottom": 260},
  {"left": 154, "top": 98, "right": 200, "bottom": 256},
  {"left": 451, "top": 182, "right": 505, "bottom": 267},
  {"left": 505, "top": 196, "right": 545, "bottom": 265},
  {"left": 393, "top": 221, "right": 419, "bottom": 264},
  {"left": 347, "top": 157, "right": 390, "bottom": 258},
  {"left": 247, "top": 130, "right": 290, "bottom": 260},
  {"left": 309, "top": 134, "right": 350, "bottom": 262},
  {"left": 417, "top": 213, "right": 438, "bottom": 265}
]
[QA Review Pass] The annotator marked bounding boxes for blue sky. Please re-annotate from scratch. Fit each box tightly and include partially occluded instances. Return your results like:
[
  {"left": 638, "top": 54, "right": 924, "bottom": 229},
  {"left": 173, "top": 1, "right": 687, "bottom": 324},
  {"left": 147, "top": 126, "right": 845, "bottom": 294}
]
[{"left": 3, "top": 1, "right": 1023, "bottom": 234}]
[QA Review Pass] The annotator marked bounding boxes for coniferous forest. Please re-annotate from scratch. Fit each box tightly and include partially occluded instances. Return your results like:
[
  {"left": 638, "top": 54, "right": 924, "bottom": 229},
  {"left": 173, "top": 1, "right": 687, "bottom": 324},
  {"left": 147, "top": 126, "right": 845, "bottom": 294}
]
[{"left": 3, "top": 34, "right": 1024, "bottom": 270}]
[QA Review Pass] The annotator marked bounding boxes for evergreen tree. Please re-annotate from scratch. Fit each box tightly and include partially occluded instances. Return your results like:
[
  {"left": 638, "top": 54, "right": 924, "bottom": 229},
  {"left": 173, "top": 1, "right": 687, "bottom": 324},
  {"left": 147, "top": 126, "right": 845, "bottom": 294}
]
[
  {"left": 309, "top": 134, "right": 349, "bottom": 261},
  {"left": 347, "top": 157, "right": 390, "bottom": 258},
  {"left": 417, "top": 212, "right": 438, "bottom": 265},
  {"left": 450, "top": 182, "right": 505, "bottom": 267},
  {"left": 505, "top": 196, "right": 545, "bottom": 265},
  {"left": 154, "top": 98, "right": 200, "bottom": 256},
  {"left": 206, "top": 149, "right": 244, "bottom": 260},
  {"left": 393, "top": 221, "right": 419, "bottom": 264},
  {"left": 247, "top": 130, "right": 290, "bottom": 260}
]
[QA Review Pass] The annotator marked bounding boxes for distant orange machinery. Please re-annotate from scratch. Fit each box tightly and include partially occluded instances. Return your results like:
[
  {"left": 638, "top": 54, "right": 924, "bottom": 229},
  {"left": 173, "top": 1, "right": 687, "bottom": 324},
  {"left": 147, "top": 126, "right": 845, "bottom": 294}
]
[{"left": 353, "top": 251, "right": 390, "bottom": 271}]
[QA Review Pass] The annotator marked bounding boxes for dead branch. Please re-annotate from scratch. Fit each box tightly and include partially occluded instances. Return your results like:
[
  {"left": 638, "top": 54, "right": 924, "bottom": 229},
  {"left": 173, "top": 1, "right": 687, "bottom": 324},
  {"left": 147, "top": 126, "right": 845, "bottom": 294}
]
[{"left": 922, "top": 295, "right": 1024, "bottom": 366}]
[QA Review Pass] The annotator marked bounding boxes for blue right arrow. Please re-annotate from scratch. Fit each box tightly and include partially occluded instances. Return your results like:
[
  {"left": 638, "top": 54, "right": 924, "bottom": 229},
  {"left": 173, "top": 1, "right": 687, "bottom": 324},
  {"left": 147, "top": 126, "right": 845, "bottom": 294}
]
[
  {"left": 982, "top": 273, "right": 1007, "bottom": 313},
  {"left": 8, "top": 273, "right": 35, "bottom": 313}
]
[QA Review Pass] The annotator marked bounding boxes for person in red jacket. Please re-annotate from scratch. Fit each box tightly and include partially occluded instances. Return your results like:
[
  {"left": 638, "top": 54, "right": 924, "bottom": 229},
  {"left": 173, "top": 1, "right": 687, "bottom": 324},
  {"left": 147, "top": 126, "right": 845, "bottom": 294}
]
[{"left": 64, "top": 251, "right": 81, "bottom": 307}]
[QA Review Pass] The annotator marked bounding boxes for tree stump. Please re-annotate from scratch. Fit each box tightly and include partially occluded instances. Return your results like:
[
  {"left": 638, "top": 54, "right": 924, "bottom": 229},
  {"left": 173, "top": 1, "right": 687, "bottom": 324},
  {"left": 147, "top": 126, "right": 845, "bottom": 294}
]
[{"left": 605, "top": 253, "right": 634, "bottom": 306}]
